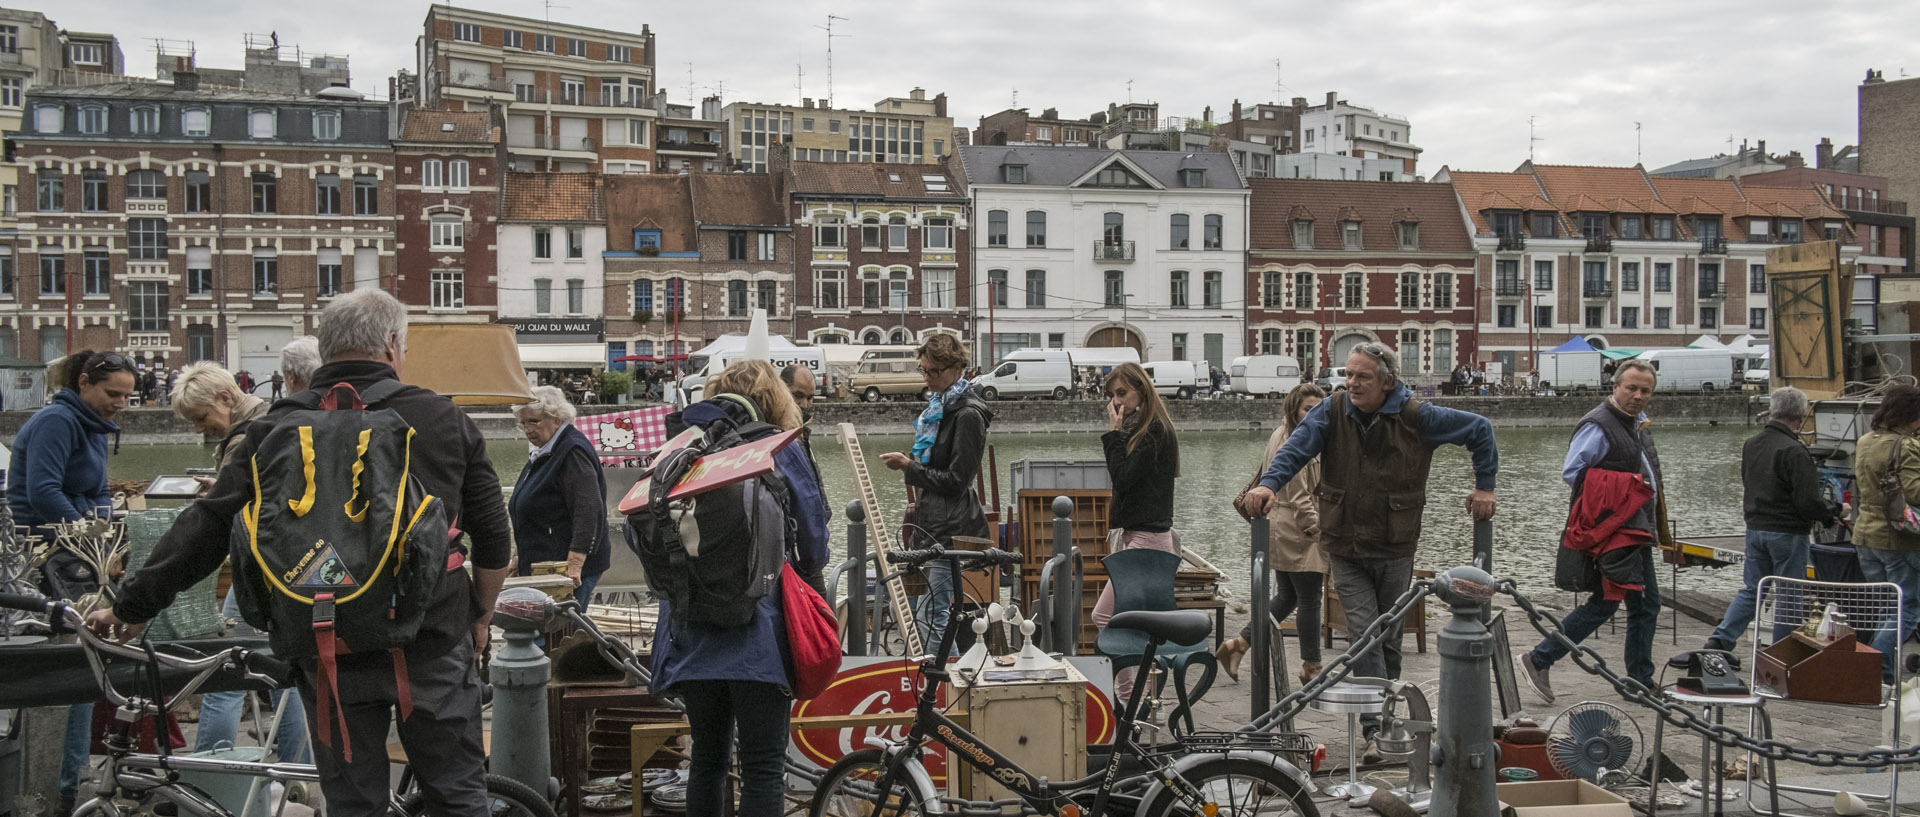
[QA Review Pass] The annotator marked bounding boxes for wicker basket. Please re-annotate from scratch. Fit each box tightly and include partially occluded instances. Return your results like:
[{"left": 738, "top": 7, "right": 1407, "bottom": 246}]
[{"left": 124, "top": 508, "right": 224, "bottom": 640}]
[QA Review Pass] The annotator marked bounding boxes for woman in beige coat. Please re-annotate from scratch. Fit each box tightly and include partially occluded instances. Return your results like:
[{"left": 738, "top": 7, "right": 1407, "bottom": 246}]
[{"left": 1217, "top": 384, "right": 1328, "bottom": 683}]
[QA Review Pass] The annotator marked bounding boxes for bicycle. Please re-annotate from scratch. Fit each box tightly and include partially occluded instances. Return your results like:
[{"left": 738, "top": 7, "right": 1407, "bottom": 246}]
[
  {"left": 807, "top": 547, "right": 1319, "bottom": 817},
  {"left": 0, "top": 592, "right": 556, "bottom": 817}
]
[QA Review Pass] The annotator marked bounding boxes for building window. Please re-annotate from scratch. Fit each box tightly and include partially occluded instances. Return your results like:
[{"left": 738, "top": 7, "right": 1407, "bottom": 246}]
[
  {"left": 1292, "top": 220, "right": 1313, "bottom": 249},
  {"left": 186, "top": 324, "right": 216, "bottom": 362},
  {"left": 758, "top": 279, "right": 779, "bottom": 313},
  {"left": 815, "top": 269, "right": 843, "bottom": 309},
  {"left": 1699, "top": 263, "right": 1720, "bottom": 297},
  {"left": 430, "top": 215, "right": 464, "bottom": 250},
  {"left": 1531, "top": 213, "right": 1557, "bottom": 238},
  {"left": 757, "top": 232, "right": 776, "bottom": 261},
  {"left": 187, "top": 247, "right": 212, "bottom": 295},
  {"left": 1397, "top": 222, "right": 1419, "bottom": 250},
  {"left": 607, "top": 44, "right": 631, "bottom": 62},
  {"left": 567, "top": 279, "right": 585, "bottom": 314},
  {"left": 315, "top": 173, "right": 341, "bottom": 215},
  {"left": 123, "top": 169, "right": 164, "bottom": 200},
  {"left": 533, "top": 278, "right": 552, "bottom": 314},
  {"left": 859, "top": 217, "right": 882, "bottom": 250},
  {"left": 39, "top": 252, "right": 64, "bottom": 296},
  {"left": 182, "top": 107, "right": 209, "bottom": 136},
  {"left": 1750, "top": 264, "right": 1767, "bottom": 293},
  {"left": 421, "top": 159, "right": 443, "bottom": 190},
  {"left": 1171, "top": 270, "right": 1190, "bottom": 308},
  {"left": 453, "top": 22, "right": 482, "bottom": 42},
  {"left": 317, "top": 248, "right": 342, "bottom": 297},
  {"left": 77, "top": 105, "right": 107, "bottom": 134},
  {"left": 432, "top": 271, "right": 465, "bottom": 310},
  {"left": 1619, "top": 216, "right": 1642, "bottom": 240},
  {"left": 1005, "top": 164, "right": 1027, "bottom": 184},
  {"left": 252, "top": 249, "right": 278, "bottom": 296},
  {"left": 1343, "top": 271, "right": 1363, "bottom": 309},
  {"left": 1751, "top": 308, "right": 1766, "bottom": 329},
  {"left": 82, "top": 249, "right": 110, "bottom": 295},
  {"left": 1584, "top": 306, "right": 1604, "bottom": 329},
  {"left": 812, "top": 216, "right": 844, "bottom": 248},
  {"left": 251, "top": 173, "right": 277, "bottom": 213},
  {"left": 1294, "top": 271, "right": 1315, "bottom": 310},
  {"left": 1534, "top": 305, "right": 1554, "bottom": 328},
  {"left": 1025, "top": 269, "right": 1047, "bottom": 307},
  {"left": 1203, "top": 270, "right": 1222, "bottom": 309},
  {"left": 727, "top": 279, "right": 749, "bottom": 316},
  {"left": 1621, "top": 306, "right": 1639, "bottom": 329},
  {"left": 129, "top": 281, "right": 168, "bottom": 332},
  {"left": 533, "top": 227, "right": 552, "bottom": 259},
  {"left": 1434, "top": 329, "right": 1454, "bottom": 371},
  {"left": 1620, "top": 261, "right": 1640, "bottom": 292},
  {"left": 888, "top": 216, "right": 909, "bottom": 250},
  {"left": 1654, "top": 262, "right": 1672, "bottom": 293},
  {"left": 129, "top": 106, "right": 159, "bottom": 135},
  {"left": 1169, "top": 214, "right": 1190, "bottom": 250},
  {"left": 987, "top": 269, "right": 1008, "bottom": 307},
  {"left": 1173, "top": 332, "right": 1190, "bottom": 359},
  {"left": 1700, "top": 307, "right": 1718, "bottom": 329},
  {"left": 127, "top": 218, "right": 167, "bottom": 260},
  {"left": 1400, "top": 271, "right": 1420, "bottom": 309},
  {"left": 1104, "top": 270, "right": 1125, "bottom": 307},
  {"left": 313, "top": 111, "right": 340, "bottom": 140},
  {"left": 567, "top": 38, "right": 586, "bottom": 58},
  {"left": 1103, "top": 212, "right": 1125, "bottom": 247},
  {"left": 600, "top": 79, "right": 622, "bottom": 107},
  {"left": 1647, "top": 306, "right": 1668, "bottom": 329},
  {"left": 1260, "top": 270, "right": 1284, "bottom": 307},
  {"left": 1651, "top": 217, "right": 1674, "bottom": 240},
  {"left": 33, "top": 104, "right": 61, "bottom": 133},
  {"left": 986, "top": 210, "right": 1007, "bottom": 248},
  {"left": 567, "top": 227, "right": 585, "bottom": 259},
  {"left": 924, "top": 268, "right": 953, "bottom": 309},
  {"left": 504, "top": 30, "right": 523, "bottom": 49},
  {"left": 184, "top": 171, "right": 211, "bottom": 213},
  {"left": 353, "top": 174, "right": 378, "bottom": 215},
  {"left": 1497, "top": 305, "right": 1516, "bottom": 328},
  {"left": 1295, "top": 328, "right": 1318, "bottom": 363},
  {"left": 1341, "top": 221, "right": 1362, "bottom": 250},
  {"left": 924, "top": 217, "right": 954, "bottom": 251},
  {"left": 727, "top": 231, "right": 749, "bottom": 261},
  {"left": 1026, "top": 210, "right": 1046, "bottom": 247},
  {"left": 0, "top": 26, "right": 14, "bottom": 54},
  {"left": 1496, "top": 260, "right": 1520, "bottom": 293},
  {"left": 249, "top": 109, "right": 275, "bottom": 139},
  {"left": 1203, "top": 214, "right": 1224, "bottom": 250},
  {"left": 1434, "top": 272, "right": 1453, "bottom": 309},
  {"left": 82, "top": 170, "right": 108, "bottom": 212},
  {"left": 1182, "top": 168, "right": 1206, "bottom": 187},
  {"left": 447, "top": 160, "right": 469, "bottom": 191},
  {"left": 36, "top": 168, "right": 62, "bottom": 212},
  {"left": 633, "top": 280, "right": 654, "bottom": 314},
  {"left": 561, "top": 77, "right": 584, "bottom": 105},
  {"left": 0, "top": 78, "right": 19, "bottom": 108},
  {"left": 888, "top": 270, "right": 909, "bottom": 309},
  {"left": 1400, "top": 329, "right": 1421, "bottom": 373},
  {"left": 535, "top": 34, "right": 555, "bottom": 52}
]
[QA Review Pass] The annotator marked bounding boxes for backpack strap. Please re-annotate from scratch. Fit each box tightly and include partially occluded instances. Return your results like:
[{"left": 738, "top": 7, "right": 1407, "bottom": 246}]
[
  {"left": 311, "top": 594, "right": 352, "bottom": 762},
  {"left": 359, "top": 379, "right": 408, "bottom": 407}
]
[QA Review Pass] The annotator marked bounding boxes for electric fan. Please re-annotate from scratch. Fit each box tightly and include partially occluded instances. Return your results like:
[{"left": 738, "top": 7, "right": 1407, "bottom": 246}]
[{"left": 1547, "top": 701, "right": 1643, "bottom": 782}]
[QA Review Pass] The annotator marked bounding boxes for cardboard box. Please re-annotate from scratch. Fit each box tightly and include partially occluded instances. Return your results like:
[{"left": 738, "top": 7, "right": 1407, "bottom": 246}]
[
  {"left": 1755, "top": 627, "right": 1882, "bottom": 705},
  {"left": 1496, "top": 780, "right": 1633, "bottom": 817}
]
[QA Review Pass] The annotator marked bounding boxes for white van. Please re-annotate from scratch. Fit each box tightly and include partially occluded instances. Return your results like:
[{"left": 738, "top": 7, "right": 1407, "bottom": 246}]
[
  {"left": 1228, "top": 355, "right": 1304, "bottom": 399},
  {"left": 1636, "top": 348, "right": 1734, "bottom": 391},
  {"left": 972, "top": 349, "right": 1075, "bottom": 400},
  {"left": 1142, "top": 360, "right": 1208, "bottom": 400}
]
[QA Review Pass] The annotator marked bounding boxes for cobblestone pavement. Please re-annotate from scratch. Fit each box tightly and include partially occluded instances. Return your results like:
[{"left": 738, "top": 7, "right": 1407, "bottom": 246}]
[{"left": 1178, "top": 585, "right": 1918, "bottom": 816}]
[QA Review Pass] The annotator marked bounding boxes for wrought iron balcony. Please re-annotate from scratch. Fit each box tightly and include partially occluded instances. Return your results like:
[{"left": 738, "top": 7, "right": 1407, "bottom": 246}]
[
  {"left": 1494, "top": 280, "right": 1526, "bottom": 297},
  {"left": 1699, "top": 236, "right": 1728, "bottom": 255},
  {"left": 1582, "top": 280, "right": 1613, "bottom": 298},
  {"left": 656, "top": 140, "right": 721, "bottom": 154},
  {"left": 1093, "top": 241, "right": 1135, "bottom": 261},
  {"left": 1496, "top": 232, "right": 1527, "bottom": 252},
  {"left": 438, "top": 70, "right": 510, "bottom": 93},
  {"left": 1698, "top": 283, "right": 1724, "bottom": 300},
  {"left": 1584, "top": 235, "right": 1614, "bottom": 254}
]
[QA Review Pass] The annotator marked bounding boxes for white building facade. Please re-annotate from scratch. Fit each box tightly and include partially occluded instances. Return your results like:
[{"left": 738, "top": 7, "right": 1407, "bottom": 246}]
[
  {"left": 1296, "top": 91, "right": 1421, "bottom": 175},
  {"left": 956, "top": 146, "right": 1249, "bottom": 369}
]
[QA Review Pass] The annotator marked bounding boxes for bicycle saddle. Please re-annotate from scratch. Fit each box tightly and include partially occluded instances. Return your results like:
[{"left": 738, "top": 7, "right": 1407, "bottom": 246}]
[{"left": 1106, "top": 610, "right": 1211, "bottom": 647}]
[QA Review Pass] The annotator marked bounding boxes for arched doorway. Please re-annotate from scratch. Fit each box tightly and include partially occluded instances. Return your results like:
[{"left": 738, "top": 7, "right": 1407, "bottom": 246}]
[
  {"left": 1086, "top": 325, "right": 1143, "bottom": 356},
  {"left": 1331, "top": 332, "right": 1374, "bottom": 366},
  {"left": 1584, "top": 335, "right": 1610, "bottom": 350}
]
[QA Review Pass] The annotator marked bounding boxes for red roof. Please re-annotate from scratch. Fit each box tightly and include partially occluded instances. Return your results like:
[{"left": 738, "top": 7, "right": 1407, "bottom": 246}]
[{"left": 1248, "top": 178, "right": 1474, "bottom": 253}]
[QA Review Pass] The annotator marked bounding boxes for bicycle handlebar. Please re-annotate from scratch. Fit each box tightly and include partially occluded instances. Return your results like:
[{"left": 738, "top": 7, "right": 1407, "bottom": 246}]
[
  {"left": 0, "top": 593, "right": 287, "bottom": 709},
  {"left": 887, "top": 546, "right": 1021, "bottom": 570}
]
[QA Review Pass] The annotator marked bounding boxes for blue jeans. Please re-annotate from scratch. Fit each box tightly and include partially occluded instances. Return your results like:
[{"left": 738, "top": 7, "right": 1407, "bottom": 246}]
[
  {"left": 198, "top": 591, "right": 311, "bottom": 762},
  {"left": 1709, "top": 530, "right": 1811, "bottom": 649},
  {"left": 574, "top": 572, "right": 600, "bottom": 612},
  {"left": 914, "top": 562, "right": 954, "bottom": 657},
  {"left": 1530, "top": 545, "right": 1661, "bottom": 687},
  {"left": 1856, "top": 547, "right": 1920, "bottom": 685},
  {"left": 60, "top": 702, "right": 93, "bottom": 799}
]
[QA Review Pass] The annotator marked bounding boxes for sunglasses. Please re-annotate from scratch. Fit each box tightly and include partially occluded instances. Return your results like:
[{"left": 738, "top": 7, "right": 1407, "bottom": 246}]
[
  {"left": 915, "top": 365, "right": 951, "bottom": 375},
  {"left": 86, "top": 352, "right": 134, "bottom": 377}
]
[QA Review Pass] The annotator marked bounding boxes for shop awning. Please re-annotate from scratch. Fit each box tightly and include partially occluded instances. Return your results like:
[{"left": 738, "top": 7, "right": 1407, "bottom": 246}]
[
  {"left": 518, "top": 343, "right": 607, "bottom": 369},
  {"left": 1600, "top": 348, "right": 1645, "bottom": 360},
  {"left": 406, "top": 324, "right": 537, "bottom": 406}
]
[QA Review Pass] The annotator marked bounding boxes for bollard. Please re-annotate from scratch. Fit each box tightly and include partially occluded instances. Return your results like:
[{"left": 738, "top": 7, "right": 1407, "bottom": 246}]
[
  {"left": 1428, "top": 566, "right": 1502, "bottom": 817},
  {"left": 1051, "top": 496, "right": 1078, "bottom": 654},
  {"left": 845, "top": 499, "right": 868, "bottom": 657},
  {"left": 489, "top": 588, "right": 555, "bottom": 801},
  {"left": 1249, "top": 514, "right": 1271, "bottom": 720}
]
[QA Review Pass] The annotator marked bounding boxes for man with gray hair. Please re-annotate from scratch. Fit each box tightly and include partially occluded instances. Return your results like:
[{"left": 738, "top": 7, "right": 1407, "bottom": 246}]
[
  {"left": 92, "top": 289, "right": 513, "bottom": 817},
  {"left": 1702, "top": 386, "right": 1844, "bottom": 653},
  {"left": 279, "top": 335, "right": 320, "bottom": 393},
  {"left": 1239, "top": 340, "right": 1498, "bottom": 756}
]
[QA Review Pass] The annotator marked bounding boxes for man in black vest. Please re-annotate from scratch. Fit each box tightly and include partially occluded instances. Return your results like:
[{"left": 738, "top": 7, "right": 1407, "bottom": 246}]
[
  {"left": 1520, "top": 359, "right": 1663, "bottom": 703},
  {"left": 1241, "top": 341, "right": 1498, "bottom": 753}
]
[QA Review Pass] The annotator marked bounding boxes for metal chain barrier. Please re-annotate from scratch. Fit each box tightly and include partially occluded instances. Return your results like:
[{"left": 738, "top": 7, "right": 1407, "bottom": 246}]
[
  {"left": 1242, "top": 581, "right": 1435, "bottom": 734},
  {"left": 1501, "top": 579, "right": 1918, "bottom": 769}
]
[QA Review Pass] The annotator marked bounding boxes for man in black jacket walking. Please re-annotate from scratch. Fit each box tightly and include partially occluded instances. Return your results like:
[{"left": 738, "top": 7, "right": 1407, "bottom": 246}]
[{"left": 1704, "top": 386, "right": 1843, "bottom": 652}]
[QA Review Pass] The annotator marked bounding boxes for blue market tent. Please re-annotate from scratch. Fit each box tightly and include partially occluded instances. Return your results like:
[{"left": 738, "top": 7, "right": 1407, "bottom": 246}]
[{"left": 1548, "top": 338, "right": 1596, "bottom": 353}]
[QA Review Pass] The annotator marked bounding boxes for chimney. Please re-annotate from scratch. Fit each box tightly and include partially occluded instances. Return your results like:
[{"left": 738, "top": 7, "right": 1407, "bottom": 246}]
[
  {"left": 910, "top": 87, "right": 926, "bottom": 101},
  {"left": 1866, "top": 68, "right": 1886, "bottom": 85},
  {"left": 1203, "top": 105, "right": 1212, "bottom": 124},
  {"left": 802, "top": 98, "right": 813, "bottom": 109},
  {"left": 933, "top": 92, "right": 947, "bottom": 118},
  {"left": 1785, "top": 150, "right": 1805, "bottom": 169},
  {"left": 1041, "top": 107, "right": 1057, "bottom": 120},
  {"left": 1817, "top": 137, "right": 1834, "bottom": 169},
  {"left": 1231, "top": 99, "right": 1242, "bottom": 122},
  {"left": 1325, "top": 91, "right": 1337, "bottom": 109},
  {"left": 1757, "top": 139, "right": 1767, "bottom": 159},
  {"left": 174, "top": 60, "right": 200, "bottom": 93}
]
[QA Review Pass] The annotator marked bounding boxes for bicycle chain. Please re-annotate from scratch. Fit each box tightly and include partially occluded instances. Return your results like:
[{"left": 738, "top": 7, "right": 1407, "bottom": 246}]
[
  {"left": 1501, "top": 579, "right": 1920, "bottom": 769},
  {"left": 1242, "top": 581, "right": 1435, "bottom": 733}
]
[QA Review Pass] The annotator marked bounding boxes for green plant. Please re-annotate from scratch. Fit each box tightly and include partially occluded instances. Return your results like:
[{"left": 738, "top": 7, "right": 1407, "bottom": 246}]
[
  {"left": 632, "top": 309, "right": 653, "bottom": 324},
  {"left": 638, "top": 245, "right": 661, "bottom": 257},
  {"left": 597, "top": 369, "right": 635, "bottom": 397}
]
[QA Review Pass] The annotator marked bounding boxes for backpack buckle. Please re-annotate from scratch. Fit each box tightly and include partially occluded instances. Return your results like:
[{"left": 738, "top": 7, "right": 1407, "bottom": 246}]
[{"left": 313, "top": 593, "right": 337, "bottom": 628}]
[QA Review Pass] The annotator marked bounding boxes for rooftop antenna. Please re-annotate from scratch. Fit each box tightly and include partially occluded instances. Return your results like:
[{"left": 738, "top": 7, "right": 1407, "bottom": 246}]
[
  {"left": 1127, "top": 78, "right": 1135, "bottom": 103},
  {"left": 686, "top": 62, "right": 694, "bottom": 100},
  {"left": 795, "top": 60, "right": 806, "bottom": 104},
  {"left": 816, "top": 14, "right": 849, "bottom": 109},
  {"left": 1528, "top": 115, "right": 1544, "bottom": 162},
  {"left": 1011, "top": 87, "right": 1017, "bottom": 108},
  {"left": 1635, "top": 121, "right": 1643, "bottom": 164},
  {"left": 1273, "top": 58, "right": 1287, "bottom": 102}
]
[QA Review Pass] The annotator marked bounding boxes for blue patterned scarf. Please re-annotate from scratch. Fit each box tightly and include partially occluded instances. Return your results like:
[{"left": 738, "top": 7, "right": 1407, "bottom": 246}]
[{"left": 912, "top": 378, "right": 971, "bottom": 463}]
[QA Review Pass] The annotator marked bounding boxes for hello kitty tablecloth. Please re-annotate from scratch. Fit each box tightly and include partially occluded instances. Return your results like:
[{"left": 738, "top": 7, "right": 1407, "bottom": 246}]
[{"left": 574, "top": 405, "right": 672, "bottom": 465}]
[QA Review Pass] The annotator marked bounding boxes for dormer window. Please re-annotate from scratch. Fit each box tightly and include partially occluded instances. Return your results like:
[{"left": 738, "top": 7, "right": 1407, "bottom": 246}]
[
  {"left": 1397, "top": 221, "right": 1420, "bottom": 250},
  {"left": 1618, "top": 216, "right": 1643, "bottom": 240},
  {"left": 1780, "top": 220, "right": 1801, "bottom": 243},
  {"left": 1181, "top": 168, "right": 1206, "bottom": 187},
  {"left": 1492, "top": 212, "right": 1521, "bottom": 238},
  {"left": 1341, "top": 221, "right": 1363, "bottom": 251},
  {"left": 129, "top": 106, "right": 159, "bottom": 135},
  {"left": 1004, "top": 164, "right": 1027, "bottom": 184},
  {"left": 32, "top": 103, "right": 60, "bottom": 133},
  {"left": 1531, "top": 213, "right": 1557, "bottom": 238},
  {"left": 313, "top": 110, "right": 341, "bottom": 141},
  {"left": 1292, "top": 220, "right": 1314, "bottom": 250},
  {"left": 634, "top": 229, "right": 662, "bottom": 250},
  {"left": 1580, "top": 214, "right": 1606, "bottom": 240},
  {"left": 1652, "top": 216, "right": 1674, "bottom": 240},
  {"left": 181, "top": 107, "right": 210, "bottom": 136},
  {"left": 249, "top": 109, "right": 276, "bottom": 139},
  {"left": 77, "top": 104, "right": 107, "bottom": 134},
  {"left": 1095, "top": 166, "right": 1146, "bottom": 187}
]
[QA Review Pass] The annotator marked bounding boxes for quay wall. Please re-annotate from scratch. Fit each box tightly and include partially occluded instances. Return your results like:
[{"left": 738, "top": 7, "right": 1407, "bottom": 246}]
[{"left": 0, "top": 393, "right": 1762, "bottom": 445}]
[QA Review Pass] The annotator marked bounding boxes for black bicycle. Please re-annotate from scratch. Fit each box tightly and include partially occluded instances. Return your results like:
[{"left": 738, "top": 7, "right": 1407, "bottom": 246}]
[{"left": 808, "top": 546, "right": 1318, "bottom": 817}]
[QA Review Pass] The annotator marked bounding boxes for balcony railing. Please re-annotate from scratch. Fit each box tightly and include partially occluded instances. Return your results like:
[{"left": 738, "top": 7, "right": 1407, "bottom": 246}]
[
  {"left": 1494, "top": 280, "right": 1526, "bottom": 297},
  {"left": 1698, "top": 283, "right": 1724, "bottom": 300},
  {"left": 438, "top": 70, "right": 511, "bottom": 93},
  {"left": 1699, "top": 236, "right": 1728, "bottom": 254},
  {"left": 1583, "top": 235, "right": 1614, "bottom": 253},
  {"left": 1582, "top": 280, "right": 1613, "bottom": 298},
  {"left": 1842, "top": 198, "right": 1909, "bottom": 216},
  {"left": 656, "top": 140, "right": 721, "bottom": 154},
  {"left": 1496, "top": 232, "right": 1527, "bottom": 252},
  {"left": 506, "top": 133, "right": 597, "bottom": 153},
  {"left": 1093, "top": 241, "right": 1135, "bottom": 261}
]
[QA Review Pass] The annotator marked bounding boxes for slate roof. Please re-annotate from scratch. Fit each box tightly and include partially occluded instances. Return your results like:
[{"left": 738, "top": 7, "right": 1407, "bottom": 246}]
[
  {"left": 501, "top": 172, "right": 604, "bottom": 222},
  {"left": 603, "top": 175, "right": 694, "bottom": 252},
  {"left": 399, "top": 108, "right": 495, "bottom": 143},
  {"left": 789, "top": 162, "right": 961, "bottom": 198},
  {"left": 955, "top": 145, "right": 1246, "bottom": 190},
  {"left": 689, "top": 173, "right": 787, "bottom": 226},
  {"left": 1248, "top": 178, "right": 1474, "bottom": 254}
]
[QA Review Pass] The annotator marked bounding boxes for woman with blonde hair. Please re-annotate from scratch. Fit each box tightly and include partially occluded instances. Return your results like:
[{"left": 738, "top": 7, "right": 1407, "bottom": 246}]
[
  {"left": 651, "top": 359, "right": 828, "bottom": 816},
  {"left": 1218, "top": 383, "right": 1329, "bottom": 683}
]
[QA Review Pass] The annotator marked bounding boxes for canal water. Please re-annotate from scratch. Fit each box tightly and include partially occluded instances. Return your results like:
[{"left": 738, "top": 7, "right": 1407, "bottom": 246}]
[{"left": 105, "top": 423, "right": 1752, "bottom": 598}]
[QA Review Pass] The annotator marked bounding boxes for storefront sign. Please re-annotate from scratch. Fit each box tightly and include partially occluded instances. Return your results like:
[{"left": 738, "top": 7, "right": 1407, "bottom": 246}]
[{"left": 500, "top": 318, "right": 604, "bottom": 340}]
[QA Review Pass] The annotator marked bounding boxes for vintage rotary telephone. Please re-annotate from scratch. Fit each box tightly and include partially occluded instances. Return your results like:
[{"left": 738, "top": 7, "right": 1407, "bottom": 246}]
[{"left": 1671, "top": 649, "right": 1749, "bottom": 696}]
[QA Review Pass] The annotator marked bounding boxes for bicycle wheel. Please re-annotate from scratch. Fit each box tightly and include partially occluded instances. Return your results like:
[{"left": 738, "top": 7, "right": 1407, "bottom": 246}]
[
  {"left": 810, "top": 748, "right": 926, "bottom": 817},
  {"left": 402, "top": 774, "right": 559, "bottom": 817},
  {"left": 1145, "top": 758, "right": 1315, "bottom": 817}
]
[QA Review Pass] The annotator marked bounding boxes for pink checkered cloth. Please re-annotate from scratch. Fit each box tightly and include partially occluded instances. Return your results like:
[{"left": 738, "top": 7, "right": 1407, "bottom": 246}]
[{"left": 574, "top": 406, "right": 672, "bottom": 466}]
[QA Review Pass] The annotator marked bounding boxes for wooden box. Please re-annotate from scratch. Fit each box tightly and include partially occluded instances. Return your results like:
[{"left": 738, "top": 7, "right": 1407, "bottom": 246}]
[
  {"left": 1756, "top": 627, "right": 1883, "bottom": 705},
  {"left": 948, "top": 662, "right": 1088, "bottom": 807}
]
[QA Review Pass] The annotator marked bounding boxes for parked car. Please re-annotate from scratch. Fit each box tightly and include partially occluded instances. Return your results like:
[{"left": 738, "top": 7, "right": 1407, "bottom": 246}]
[{"left": 848, "top": 348, "right": 929, "bottom": 402}]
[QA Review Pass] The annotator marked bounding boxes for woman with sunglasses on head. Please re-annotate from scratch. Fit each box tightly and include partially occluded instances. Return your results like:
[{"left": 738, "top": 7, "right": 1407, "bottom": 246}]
[
  {"left": 7, "top": 349, "right": 136, "bottom": 812},
  {"left": 1088, "top": 362, "right": 1181, "bottom": 698}
]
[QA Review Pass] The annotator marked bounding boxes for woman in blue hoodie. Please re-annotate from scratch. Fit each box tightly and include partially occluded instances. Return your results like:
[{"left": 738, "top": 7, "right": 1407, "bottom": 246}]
[
  {"left": 9, "top": 349, "right": 134, "bottom": 811},
  {"left": 650, "top": 360, "right": 828, "bottom": 817}
]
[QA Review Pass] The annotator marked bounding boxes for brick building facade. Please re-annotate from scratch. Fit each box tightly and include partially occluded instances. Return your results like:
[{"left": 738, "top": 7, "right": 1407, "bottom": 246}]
[{"left": 393, "top": 107, "right": 504, "bottom": 323}]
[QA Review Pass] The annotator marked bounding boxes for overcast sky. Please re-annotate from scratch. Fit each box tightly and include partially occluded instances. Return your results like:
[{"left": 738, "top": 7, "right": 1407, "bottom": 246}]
[{"left": 53, "top": 0, "right": 1920, "bottom": 175}]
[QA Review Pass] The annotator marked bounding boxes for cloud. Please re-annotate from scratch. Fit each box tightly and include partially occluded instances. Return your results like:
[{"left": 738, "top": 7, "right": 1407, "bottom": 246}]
[{"left": 51, "top": 0, "right": 1920, "bottom": 173}]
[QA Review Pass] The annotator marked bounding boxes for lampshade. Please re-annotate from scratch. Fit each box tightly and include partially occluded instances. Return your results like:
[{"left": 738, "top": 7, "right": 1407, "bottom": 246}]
[{"left": 404, "top": 323, "right": 536, "bottom": 405}]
